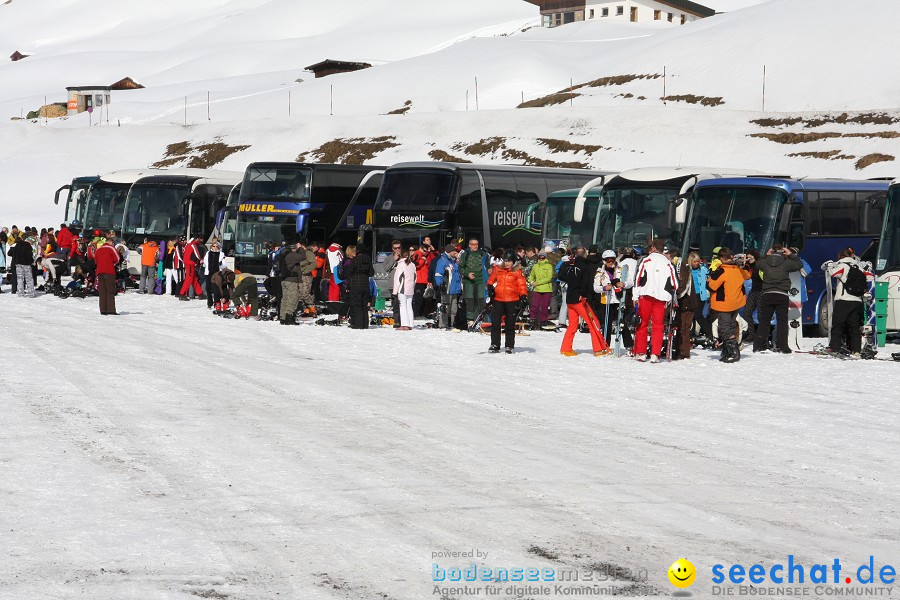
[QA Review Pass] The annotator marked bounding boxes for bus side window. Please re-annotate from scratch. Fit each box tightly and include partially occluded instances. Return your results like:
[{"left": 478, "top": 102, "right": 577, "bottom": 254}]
[
  {"left": 818, "top": 191, "right": 856, "bottom": 235},
  {"left": 805, "top": 192, "right": 819, "bottom": 235},
  {"left": 788, "top": 204, "right": 804, "bottom": 250}
]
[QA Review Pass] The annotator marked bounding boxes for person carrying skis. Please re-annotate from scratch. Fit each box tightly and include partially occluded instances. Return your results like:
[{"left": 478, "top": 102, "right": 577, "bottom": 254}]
[
  {"left": 707, "top": 247, "right": 752, "bottom": 362},
  {"left": 559, "top": 246, "right": 611, "bottom": 357},
  {"left": 752, "top": 244, "right": 801, "bottom": 354},
  {"left": 632, "top": 239, "right": 678, "bottom": 363},
  {"left": 822, "top": 248, "right": 866, "bottom": 357},
  {"left": 433, "top": 244, "right": 462, "bottom": 330},
  {"left": 486, "top": 250, "right": 528, "bottom": 354}
]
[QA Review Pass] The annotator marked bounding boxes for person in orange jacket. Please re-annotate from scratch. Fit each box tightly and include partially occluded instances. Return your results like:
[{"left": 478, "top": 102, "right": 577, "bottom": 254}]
[
  {"left": 706, "top": 246, "right": 752, "bottom": 363},
  {"left": 486, "top": 250, "right": 528, "bottom": 354},
  {"left": 139, "top": 238, "right": 159, "bottom": 294}
]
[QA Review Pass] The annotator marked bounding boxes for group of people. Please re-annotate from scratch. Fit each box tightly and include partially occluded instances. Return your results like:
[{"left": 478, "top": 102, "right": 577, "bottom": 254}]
[{"left": 2, "top": 221, "right": 872, "bottom": 360}]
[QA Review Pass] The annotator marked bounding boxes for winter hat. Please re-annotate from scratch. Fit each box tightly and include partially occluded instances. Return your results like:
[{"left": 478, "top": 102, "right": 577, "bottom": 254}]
[{"left": 444, "top": 244, "right": 457, "bottom": 254}]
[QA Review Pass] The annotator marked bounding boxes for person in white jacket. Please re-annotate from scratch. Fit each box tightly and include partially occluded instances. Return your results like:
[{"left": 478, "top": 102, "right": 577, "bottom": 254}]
[
  {"left": 593, "top": 249, "right": 634, "bottom": 346},
  {"left": 393, "top": 248, "right": 417, "bottom": 330},
  {"left": 632, "top": 239, "right": 678, "bottom": 362},
  {"left": 823, "top": 248, "right": 867, "bottom": 356}
]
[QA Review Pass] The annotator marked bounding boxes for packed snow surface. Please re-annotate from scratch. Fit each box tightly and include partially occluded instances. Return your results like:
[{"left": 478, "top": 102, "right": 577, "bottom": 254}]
[{"left": 3, "top": 292, "right": 899, "bottom": 599}]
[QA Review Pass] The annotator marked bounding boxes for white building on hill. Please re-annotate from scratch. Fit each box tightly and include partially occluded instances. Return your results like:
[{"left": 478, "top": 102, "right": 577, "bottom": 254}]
[{"left": 527, "top": 0, "right": 715, "bottom": 27}]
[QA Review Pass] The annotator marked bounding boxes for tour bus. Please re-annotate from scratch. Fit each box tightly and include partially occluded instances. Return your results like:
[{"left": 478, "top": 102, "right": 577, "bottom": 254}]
[
  {"left": 213, "top": 182, "right": 242, "bottom": 261},
  {"left": 81, "top": 169, "right": 163, "bottom": 234},
  {"left": 230, "top": 162, "right": 384, "bottom": 277},
  {"left": 120, "top": 169, "right": 242, "bottom": 248},
  {"left": 875, "top": 180, "right": 900, "bottom": 331},
  {"left": 681, "top": 177, "right": 889, "bottom": 334},
  {"left": 548, "top": 167, "right": 763, "bottom": 252},
  {"left": 362, "top": 162, "right": 611, "bottom": 294},
  {"left": 54, "top": 176, "right": 99, "bottom": 226}
]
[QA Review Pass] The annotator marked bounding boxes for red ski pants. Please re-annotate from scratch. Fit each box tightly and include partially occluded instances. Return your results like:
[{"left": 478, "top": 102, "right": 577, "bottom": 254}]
[
  {"left": 561, "top": 300, "right": 609, "bottom": 353},
  {"left": 634, "top": 296, "right": 666, "bottom": 357}
]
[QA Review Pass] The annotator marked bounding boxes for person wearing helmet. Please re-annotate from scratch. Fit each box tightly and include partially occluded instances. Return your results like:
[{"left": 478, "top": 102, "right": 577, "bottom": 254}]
[
  {"left": 485, "top": 250, "right": 528, "bottom": 353},
  {"left": 592, "top": 249, "right": 632, "bottom": 345}
]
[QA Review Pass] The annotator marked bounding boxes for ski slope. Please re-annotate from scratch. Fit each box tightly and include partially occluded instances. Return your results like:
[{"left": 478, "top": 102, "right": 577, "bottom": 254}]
[
  {"left": 2, "top": 0, "right": 899, "bottom": 226},
  {"left": 3, "top": 292, "right": 899, "bottom": 599}
]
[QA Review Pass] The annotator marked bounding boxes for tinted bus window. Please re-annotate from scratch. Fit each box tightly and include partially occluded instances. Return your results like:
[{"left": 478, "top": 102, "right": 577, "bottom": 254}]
[
  {"left": 818, "top": 191, "right": 856, "bottom": 235},
  {"left": 378, "top": 170, "right": 456, "bottom": 210}
]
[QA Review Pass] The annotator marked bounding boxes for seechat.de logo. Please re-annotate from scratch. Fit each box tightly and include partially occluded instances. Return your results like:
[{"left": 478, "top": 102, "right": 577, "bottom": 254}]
[{"left": 668, "top": 558, "right": 697, "bottom": 588}]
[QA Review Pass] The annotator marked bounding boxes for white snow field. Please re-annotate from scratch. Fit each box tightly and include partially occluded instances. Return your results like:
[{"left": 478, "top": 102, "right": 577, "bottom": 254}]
[{"left": 2, "top": 292, "right": 900, "bottom": 599}]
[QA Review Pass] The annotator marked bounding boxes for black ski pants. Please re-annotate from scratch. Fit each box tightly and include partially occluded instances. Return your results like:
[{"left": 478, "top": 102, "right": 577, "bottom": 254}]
[
  {"left": 348, "top": 287, "right": 370, "bottom": 329},
  {"left": 490, "top": 300, "right": 518, "bottom": 349},
  {"left": 829, "top": 299, "right": 862, "bottom": 353},
  {"left": 754, "top": 292, "right": 789, "bottom": 351}
]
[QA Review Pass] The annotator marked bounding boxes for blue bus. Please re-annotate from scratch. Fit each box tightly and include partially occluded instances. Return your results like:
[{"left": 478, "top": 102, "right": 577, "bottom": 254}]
[
  {"left": 225, "top": 162, "right": 384, "bottom": 276},
  {"left": 682, "top": 177, "right": 889, "bottom": 334},
  {"left": 875, "top": 181, "right": 900, "bottom": 332}
]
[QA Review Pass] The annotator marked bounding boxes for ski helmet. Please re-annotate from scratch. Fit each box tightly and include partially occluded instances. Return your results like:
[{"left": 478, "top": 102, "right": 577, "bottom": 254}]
[
  {"left": 502, "top": 250, "right": 517, "bottom": 263},
  {"left": 602, "top": 250, "right": 616, "bottom": 259}
]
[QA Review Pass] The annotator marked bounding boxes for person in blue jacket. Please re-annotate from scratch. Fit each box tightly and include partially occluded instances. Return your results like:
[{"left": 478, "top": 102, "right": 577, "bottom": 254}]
[{"left": 434, "top": 244, "right": 462, "bottom": 330}]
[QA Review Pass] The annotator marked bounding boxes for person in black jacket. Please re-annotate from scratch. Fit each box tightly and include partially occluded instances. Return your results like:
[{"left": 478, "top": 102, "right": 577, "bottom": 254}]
[
  {"left": 344, "top": 243, "right": 375, "bottom": 329},
  {"left": 10, "top": 235, "right": 36, "bottom": 296},
  {"left": 753, "top": 244, "right": 801, "bottom": 353}
]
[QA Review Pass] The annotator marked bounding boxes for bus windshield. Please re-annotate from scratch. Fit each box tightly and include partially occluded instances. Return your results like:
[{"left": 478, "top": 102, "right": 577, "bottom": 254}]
[
  {"left": 877, "top": 187, "right": 900, "bottom": 272},
  {"left": 543, "top": 197, "right": 600, "bottom": 249},
  {"left": 595, "top": 186, "right": 680, "bottom": 250},
  {"left": 66, "top": 182, "right": 93, "bottom": 224},
  {"left": 84, "top": 183, "right": 130, "bottom": 231},
  {"left": 234, "top": 214, "right": 296, "bottom": 260},
  {"left": 687, "top": 186, "right": 787, "bottom": 259},
  {"left": 242, "top": 166, "right": 312, "bottom": 201},
  {"left": 376, "top": 170, "right": 456, "bottom": 210},
  {"left": 123, "top": 183, "right": 190, "bottom": 237}
]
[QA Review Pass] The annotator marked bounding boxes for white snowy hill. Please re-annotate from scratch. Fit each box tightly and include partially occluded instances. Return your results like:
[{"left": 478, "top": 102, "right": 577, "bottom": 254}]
[{"left": 1, "top": 0, "right": 898, "bottom": 225}]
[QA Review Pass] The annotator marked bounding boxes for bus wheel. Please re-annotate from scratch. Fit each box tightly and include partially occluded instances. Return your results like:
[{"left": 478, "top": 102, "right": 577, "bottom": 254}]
[{"left": 817, "top": 301, "right": 829, "bottom": 337}]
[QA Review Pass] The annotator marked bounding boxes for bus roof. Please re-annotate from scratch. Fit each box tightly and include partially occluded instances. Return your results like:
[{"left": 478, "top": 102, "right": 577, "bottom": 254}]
[
  {"left": 96, "top": 168, "right": 241, "bottom": 186},
  {"left": 694, "top": 177, "right": 892, "bottom": 194},
  {"left": 548, "top": 167, "right": 767, "bottom": 199},
  {"left": 247, "top": 162, "right": 387, "bottom": 172},
  {"left": 131, "top": 172, "right": 243, "bottom": 191},
  {"left": 385, "top": 161, "right": 612, "bottom": 177}
]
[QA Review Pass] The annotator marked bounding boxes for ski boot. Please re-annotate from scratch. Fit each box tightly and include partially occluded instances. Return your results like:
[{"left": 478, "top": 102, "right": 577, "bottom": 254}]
[
  {"left": 505, "top": 347, "right": 514, "bottom": 354},
  {"left": 488, "top": 345, "right": 500, "bottom": 354},
  {"left": 720, "top": 339, "right": 740, "bottom": 363}
]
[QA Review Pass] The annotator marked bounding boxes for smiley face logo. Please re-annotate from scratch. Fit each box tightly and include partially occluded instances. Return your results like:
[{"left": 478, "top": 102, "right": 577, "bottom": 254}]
[{"left": 668, "top": 558, "right": 696, "bottom": 588}]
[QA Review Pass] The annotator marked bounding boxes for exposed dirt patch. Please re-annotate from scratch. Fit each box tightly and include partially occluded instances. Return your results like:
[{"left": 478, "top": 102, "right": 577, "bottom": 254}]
[
  {"left": 786, "top": 150, "right": 855, "bottom": 160},
  {"left": 537, "top": 138, "right": 605, "bottom": 155},
  {"left": 297, "top": 136, "right": 399, "bottom": 164},
  {"left": 386, "top": 100, "right": 412, "bottom": 115},
  {"left": 752, "top": 112, "right": 900, "bottom": 128},
  {"left": 189, "top": 590, "right": 228, "bottom": 599},
  {"left": 855, "top": 153, "right": 895, "bottom": 170},
  {"left": 574, "top": 73, "right": 662, "bottom": 90},
  {"left": 749, "top": 132, "right": 841, "bottom": 144},
  {"left": 528, "top": 545, "right": 560, "bottom": 561},
  {"left": 152, "top": 139, "right": 249, "bottom": 168},
  {"left": 518, "top": 92, "right": 579, "bottom": 109},
  {"left": 616, "top": 93, "right": 634, "bottom": 99},
  {"left": 464, "top": 137, "right": 508, "bottom": 155},
  {"left": 661, "top": 94, "right": 724, "bottom": 107},
  {"left": 751, "top": 130, "right": 900, "bottom": 144},
  {"left": 428, "top": 149, "right": 471, "bottom": 163},
  {"left": 39, "top": 103, "right": 67, "bottom": 118},
  {"left": 501, "top": 148, "right": 588, "bottom": 169}
]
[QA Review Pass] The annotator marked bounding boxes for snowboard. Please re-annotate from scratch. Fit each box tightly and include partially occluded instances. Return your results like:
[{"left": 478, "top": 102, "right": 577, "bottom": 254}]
[{"left": 787, "top": 271, "right": 804, "bottom": 351}]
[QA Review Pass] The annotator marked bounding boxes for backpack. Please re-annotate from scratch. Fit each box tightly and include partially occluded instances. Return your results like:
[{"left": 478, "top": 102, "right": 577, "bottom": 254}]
[{"left": 843, "top": 264, "right": 867, "bottom": 297}]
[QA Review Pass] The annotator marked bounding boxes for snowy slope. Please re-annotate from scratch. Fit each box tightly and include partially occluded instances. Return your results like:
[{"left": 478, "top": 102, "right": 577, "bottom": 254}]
[
  {"left": 3, "top": 292, "right": 899, "bottom": 600},
  {"left": 1, "top": 0, "right": 898, "bottom": 226}
]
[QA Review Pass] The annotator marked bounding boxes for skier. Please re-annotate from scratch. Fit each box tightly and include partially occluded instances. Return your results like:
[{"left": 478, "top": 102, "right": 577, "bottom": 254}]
[
  {"left": 139, "top": 238, "right": 158, "bottom": 294},
  {"left": 95, "top": 239, "right": 121, "bottom": 315},
  {"left": 433, "top": 244, "right": 462, "bottom": 330},
  {"left": 459, "top": 238, "right": 488, "bottom": 328},
  {"left": 632, "top": 239, "right": 678, "bottom": 363},
  {"left": 231, "top": 272, "right": 259, "bottom": 318},
  {"left": 179, "top": 236, "right": 205, "bottom": 301},
  {"left": 752, "top": 244, "right": 801, "bottom": 354},
  {"left": 673, "top": 252, "right": 703, "bottom": 360},
  {"left": 344, "top": 243, "right": 375, "bottom": 329},
  {"left": 393, "top": 248, "right": 417, "bottom": 330},
  {"left": 527, "top": 250, "right": 555, "bottom": 329},
  {"left": 486, "top": 250, "right": 528, "bottom": 354},
  {"left": 823, "top": 248, "right": 866, "bottom": 357},
  {"left": 559, "top": 247, "right": 610, "bottom": 357},
  {"left": 707, "top": 247, "right": 752, "bottom": 362}
]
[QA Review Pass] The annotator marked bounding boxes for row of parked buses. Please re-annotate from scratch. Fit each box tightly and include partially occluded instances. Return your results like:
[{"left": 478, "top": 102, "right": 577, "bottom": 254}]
[{"left": 56, "top": 161, "right": 900, "bottom": 334}]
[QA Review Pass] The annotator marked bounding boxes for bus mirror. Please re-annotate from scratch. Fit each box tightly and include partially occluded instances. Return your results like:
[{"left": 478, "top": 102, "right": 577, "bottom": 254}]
[
  {"left": 524, "top": 202, "right": 541, "bottom": 229},
  {"left": 573, "top": 175, "right": 609, "bottom": 223},
  {"left": 666, "top": 195, "right": 685, "bottom": 228},
  {"left": 54, "top": 184, "right": 71, "bottom": 206}
]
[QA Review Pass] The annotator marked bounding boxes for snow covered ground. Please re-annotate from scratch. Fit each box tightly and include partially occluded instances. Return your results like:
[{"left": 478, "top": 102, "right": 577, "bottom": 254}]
[{"left": 3, "top": 291, "right": 899, "bottom": 599}]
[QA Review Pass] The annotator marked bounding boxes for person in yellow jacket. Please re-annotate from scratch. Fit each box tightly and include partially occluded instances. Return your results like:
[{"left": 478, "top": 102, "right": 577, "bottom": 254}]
[{"left": 706, "top": 247, "right": 752, "bottom": 363}]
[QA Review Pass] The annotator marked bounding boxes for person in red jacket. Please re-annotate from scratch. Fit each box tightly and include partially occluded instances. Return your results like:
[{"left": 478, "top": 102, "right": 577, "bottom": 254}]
[
  {"left": 56, "top": 223, "right": 74, "bottom": 262},
  {"left": 179, "top": 237, "right": 205, "bottom": 300},
  {"left": 486, "top": 250, "right": 528, "bottom": 354},
  {"left": 94, "top": 240, "right": 120, "bottom": 315}
]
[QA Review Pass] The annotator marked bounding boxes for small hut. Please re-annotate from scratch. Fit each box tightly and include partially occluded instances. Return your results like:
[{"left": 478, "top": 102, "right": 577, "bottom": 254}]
[{"left": 304, "top": 59, "right": 371, "bottom": 79}]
